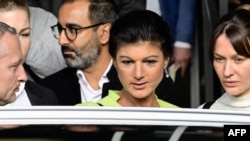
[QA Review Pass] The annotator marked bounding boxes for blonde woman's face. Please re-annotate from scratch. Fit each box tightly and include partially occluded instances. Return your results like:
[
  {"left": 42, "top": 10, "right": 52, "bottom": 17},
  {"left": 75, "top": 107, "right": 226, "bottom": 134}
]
[{"left": 0, "top": 9, "right": 31, "bottom": 61}]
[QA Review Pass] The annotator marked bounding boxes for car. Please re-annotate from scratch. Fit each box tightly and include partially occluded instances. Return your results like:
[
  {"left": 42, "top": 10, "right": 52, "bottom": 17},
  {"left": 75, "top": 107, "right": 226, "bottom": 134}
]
[{"left": 0, "top": 107, "right": 249, "bottom": 141}]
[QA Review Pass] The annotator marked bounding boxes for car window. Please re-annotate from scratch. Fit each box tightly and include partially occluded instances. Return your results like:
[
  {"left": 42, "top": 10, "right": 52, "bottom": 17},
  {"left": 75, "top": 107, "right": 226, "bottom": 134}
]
[{"left": 0, "top": 107, "right": 249, "bottom": 141}]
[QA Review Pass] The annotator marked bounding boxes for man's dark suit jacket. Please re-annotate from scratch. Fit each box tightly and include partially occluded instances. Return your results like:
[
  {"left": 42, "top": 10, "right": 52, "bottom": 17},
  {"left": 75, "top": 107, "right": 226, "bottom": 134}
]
[
  {"left": 38, "top": 66, "right": 177, "bottom": 105},
  {"left": 25, "top": 80, "right": 58, "bottom": 105}
]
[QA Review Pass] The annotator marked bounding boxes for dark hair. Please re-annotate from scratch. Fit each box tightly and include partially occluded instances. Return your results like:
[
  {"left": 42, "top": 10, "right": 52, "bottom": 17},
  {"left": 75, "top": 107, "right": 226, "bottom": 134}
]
[
  {"left": 0, "top": 22, "right": 16, "bottom": 38},
  {"left": 109, "top": 10, "right": 173, "bottom": 59},
  {"left": 62, "top": 0, "right": 118, "bottom": 26},
  {"left": 209, "top": 9, "right": 250, "bottom": 61},
  {"left": 0, "top": 0, "right": 30, "bottom": 18}
]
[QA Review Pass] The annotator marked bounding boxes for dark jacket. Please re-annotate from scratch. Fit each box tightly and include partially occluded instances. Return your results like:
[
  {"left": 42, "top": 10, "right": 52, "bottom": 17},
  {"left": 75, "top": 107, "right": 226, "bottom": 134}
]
[
  {"left": 25, "top": 80, "right": 58, "bottom": 105},
  {"left": 38, "top": 66, "right": 177, "bottom": 105}
]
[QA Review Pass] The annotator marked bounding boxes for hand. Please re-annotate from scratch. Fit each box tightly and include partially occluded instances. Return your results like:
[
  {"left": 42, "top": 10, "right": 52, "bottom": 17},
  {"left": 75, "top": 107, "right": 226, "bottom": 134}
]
[{"left": 172, "top": 47, "right": 192, "bottom": 77}]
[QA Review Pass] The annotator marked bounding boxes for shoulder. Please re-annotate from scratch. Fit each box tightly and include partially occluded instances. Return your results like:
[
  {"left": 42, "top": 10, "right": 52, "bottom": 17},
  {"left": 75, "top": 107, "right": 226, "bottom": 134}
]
[
  {"left": 37, "top": 68, "right": 80, "bottom": 99},
  {"left": 25, "top": 81, "right": 58, "bottom": 105},
  {"left": 98, "top": 90, "right": 121, "bottom": 106},
  {"left": 38, "top": 68, "right": 77, "bottom": 83},
  {"left": 199, "top": 101, "right": 215, "bottom": 109},
  {"left": 198, "top": 94, "right": 227, "bottom": 109},
  {"left": 26, "top": 80, "right": 53, "bottom": 93}
]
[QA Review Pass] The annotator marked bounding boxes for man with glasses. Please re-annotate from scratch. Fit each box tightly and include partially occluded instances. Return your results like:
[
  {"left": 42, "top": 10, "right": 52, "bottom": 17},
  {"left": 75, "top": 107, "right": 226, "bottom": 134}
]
[
  {"left": 38, "top": 0, "right": 177, "bottom": 106},
  {"left": 38, "top": 0, "right": 119, "bottom": 105}
]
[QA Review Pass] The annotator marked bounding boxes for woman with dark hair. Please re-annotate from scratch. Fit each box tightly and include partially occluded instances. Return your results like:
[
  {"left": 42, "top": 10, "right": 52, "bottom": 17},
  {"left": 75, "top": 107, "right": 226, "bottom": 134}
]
[
  {"left": 201, "top": 9, "right": 250, "bottom": 110},
  {"left": 79, "top": 10, "right": 178, "bottom": 108}
]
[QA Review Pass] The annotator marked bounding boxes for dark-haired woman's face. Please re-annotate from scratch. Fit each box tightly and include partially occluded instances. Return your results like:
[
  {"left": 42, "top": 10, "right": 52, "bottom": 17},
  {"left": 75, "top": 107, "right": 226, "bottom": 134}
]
[
  {"left": 114, "top": 41, "right": 169, "bottom": 101},
  {"left": 213, "top": 34, "right": 250, "bottom": 97}
]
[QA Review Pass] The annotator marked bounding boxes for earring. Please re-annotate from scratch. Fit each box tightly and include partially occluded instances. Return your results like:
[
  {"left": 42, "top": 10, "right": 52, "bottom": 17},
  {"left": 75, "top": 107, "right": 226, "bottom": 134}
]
[{"left": 165, "top": 68, "right": 169, "bottom": 78}]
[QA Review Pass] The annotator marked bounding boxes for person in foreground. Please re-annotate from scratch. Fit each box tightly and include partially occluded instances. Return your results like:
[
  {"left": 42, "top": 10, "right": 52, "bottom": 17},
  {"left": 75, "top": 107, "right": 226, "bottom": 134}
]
[
  {"left": 67, "top": 10, "right": 178, "bottom": 133},
  {"left": 200, "top": 9, "right": 250, "bottom": 110},
  {"left": 78, "top": 10, "right": 178, "bottom": 108}
]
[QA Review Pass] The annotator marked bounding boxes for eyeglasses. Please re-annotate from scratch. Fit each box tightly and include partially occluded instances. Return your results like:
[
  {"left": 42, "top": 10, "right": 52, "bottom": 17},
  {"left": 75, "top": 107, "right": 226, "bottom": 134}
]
[{"left": 51, "top": 23, "right": 104, "bottom": 41}]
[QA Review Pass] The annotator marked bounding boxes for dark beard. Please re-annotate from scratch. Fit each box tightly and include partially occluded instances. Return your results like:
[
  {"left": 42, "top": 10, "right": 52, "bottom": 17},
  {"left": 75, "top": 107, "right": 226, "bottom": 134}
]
[{"left": 60, "top": 33, "right": 100, "bottom": 69}]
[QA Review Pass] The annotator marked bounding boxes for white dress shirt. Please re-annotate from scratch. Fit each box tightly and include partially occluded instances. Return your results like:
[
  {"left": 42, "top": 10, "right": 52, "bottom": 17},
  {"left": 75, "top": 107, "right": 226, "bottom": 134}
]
[
  {"left": 77, "top": 60, "right": 113, "bottom": 103},
  {"left": 5, "top": 82, "right": 31, "bottom": 106}
]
